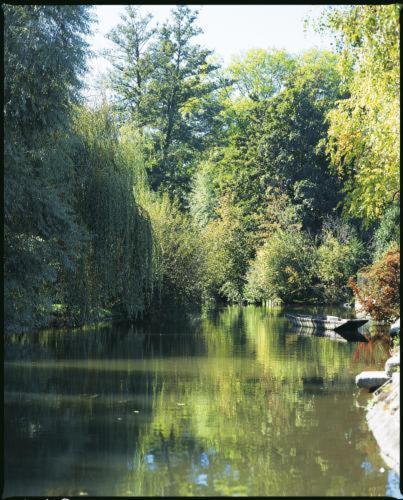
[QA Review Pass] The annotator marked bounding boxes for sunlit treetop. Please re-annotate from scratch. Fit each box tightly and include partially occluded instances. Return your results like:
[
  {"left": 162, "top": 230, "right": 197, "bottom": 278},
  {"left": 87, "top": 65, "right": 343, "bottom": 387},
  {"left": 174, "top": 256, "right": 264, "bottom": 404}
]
[{"left": 318, "top": 5, "right": 400, "bottom": 224}]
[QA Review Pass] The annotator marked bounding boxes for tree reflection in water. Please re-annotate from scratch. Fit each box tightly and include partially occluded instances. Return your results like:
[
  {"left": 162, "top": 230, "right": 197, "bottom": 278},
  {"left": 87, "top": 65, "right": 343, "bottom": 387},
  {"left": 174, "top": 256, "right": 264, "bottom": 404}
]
[{"left": 4, "top": 305, "right": 394, "bottom": 497}]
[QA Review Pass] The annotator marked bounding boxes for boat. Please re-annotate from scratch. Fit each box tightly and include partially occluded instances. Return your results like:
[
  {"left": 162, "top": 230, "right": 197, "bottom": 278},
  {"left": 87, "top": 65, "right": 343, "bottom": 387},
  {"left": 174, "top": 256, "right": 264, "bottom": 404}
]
[{"left": 285, "top": 313, "right": 368, "bottom": 333}]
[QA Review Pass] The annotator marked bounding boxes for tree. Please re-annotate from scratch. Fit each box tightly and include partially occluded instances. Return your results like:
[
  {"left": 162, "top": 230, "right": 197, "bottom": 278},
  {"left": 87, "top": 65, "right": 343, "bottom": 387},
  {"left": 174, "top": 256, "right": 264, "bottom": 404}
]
[
  {"left": 210, "top": 50, "right": 344, "bottom": 234},
  {"left": 143, "top": 193, "right": 206, "bottom": 310},
  {"left": 227, "top": 48, "right": 296, "bottom": 102},
  {"left": 202, "top": 196, "right": 253, "bottom": 303},
  {"left": 372, "top": 204, "right": 400, "bottom": 260},
  {"left": 105, "top": 6, "right": 157, "bottom": 125},
  {"left": 201, "top": 50, "right": 297, "bottom": 230},
  {"left": 107, "top": 5, "right": 224, "bottom": 203},
  {"left": 147, "top": 5, "right": 223, "bottom": 201},
  {"left": 320, "top": 5, "right": 400, "bottom": 223},
  {"left": 4, "top": 5, "right": 93, "bottom": 333},
  {"left": 244, "top": 229, "right": 318, "bottom": 303},
  {"left": 190, "top": 164, "right": 218, "bottom": 227},
  {"left": 253, "top": 50, "right": 344, "bottom": 232},
  {"left": 66, "top": 105, "right": 154, "bottom": 324}
]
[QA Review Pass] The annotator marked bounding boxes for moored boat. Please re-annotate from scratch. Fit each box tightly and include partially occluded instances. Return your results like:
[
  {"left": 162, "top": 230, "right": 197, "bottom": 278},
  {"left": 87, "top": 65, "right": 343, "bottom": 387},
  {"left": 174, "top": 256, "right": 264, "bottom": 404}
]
[{"left": 285, "top": 313, "right": 368, "bottom": 333}]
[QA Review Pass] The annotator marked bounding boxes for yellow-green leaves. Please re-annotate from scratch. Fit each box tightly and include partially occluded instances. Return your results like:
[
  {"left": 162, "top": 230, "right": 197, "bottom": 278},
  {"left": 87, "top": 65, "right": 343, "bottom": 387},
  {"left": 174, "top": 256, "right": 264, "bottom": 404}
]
[
  {"left": 322, "top": 5, "right": 400, "bottom": 224},
  {"left": 227, "top": 48, "right": 296, "bottom": 102}
]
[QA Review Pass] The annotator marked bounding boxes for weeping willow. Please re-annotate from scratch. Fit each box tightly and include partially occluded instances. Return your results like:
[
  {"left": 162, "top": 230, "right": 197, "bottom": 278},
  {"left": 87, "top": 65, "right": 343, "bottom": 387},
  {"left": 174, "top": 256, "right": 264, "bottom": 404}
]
[{"left": 63, "top": 105, "right": 154, "bottom": 324}]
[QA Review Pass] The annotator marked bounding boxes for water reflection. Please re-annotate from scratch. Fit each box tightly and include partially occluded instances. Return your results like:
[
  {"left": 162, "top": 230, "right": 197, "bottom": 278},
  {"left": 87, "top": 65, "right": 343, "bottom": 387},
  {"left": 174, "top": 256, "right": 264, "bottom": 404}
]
[{"left": 4, "top": 305, "right": 396, "bottom": 497}]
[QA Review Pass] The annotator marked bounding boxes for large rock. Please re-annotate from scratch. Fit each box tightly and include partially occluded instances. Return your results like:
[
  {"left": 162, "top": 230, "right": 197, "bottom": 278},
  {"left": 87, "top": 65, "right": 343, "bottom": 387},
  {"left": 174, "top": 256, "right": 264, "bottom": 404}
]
[
  {"left": 385, "top": 354, "right": 400, "bottom": 377},
  {"left": 355, "top": 371, "right": 390, "bottom": 390},
  {"left": 367, "top": 372, "right": 400, "bottom": 475}
]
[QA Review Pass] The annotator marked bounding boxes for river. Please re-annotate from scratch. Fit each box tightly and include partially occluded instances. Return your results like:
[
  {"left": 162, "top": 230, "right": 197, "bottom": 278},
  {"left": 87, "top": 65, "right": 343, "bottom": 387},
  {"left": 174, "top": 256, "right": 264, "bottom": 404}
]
[{"left": 4, "top": 305, "right": 401, "bottom": 497}]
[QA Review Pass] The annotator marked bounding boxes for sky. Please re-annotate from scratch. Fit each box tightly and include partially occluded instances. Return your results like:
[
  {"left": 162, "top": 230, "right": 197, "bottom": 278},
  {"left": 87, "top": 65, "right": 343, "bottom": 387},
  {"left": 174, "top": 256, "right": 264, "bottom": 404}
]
[{"left": 84, "top": 4, "right": 334, "bottom": 101}]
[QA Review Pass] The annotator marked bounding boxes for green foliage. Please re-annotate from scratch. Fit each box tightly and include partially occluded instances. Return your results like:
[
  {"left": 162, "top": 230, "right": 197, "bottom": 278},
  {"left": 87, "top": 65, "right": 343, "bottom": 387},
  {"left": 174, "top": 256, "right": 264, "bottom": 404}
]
[
  {"left": 245, "top": 230, "right": 318, "bottom": 303},
  {"left": 257, "top": 188, "right": 302, "bottom": 242},
  {"left": 372, "top": 204, "right": 400, "bottom": 260},
  {"left": 253, "top": 50, "right": 343, "bottom": 232},
  {"left": 67, "top": 105, "right": 154, "bottom": 323},
  {"left": 143, "top": 193, "right": 206, "bottom": 309},
  {"left": 105, "top": 6, "right": 156, "bottom": 125},
  {"left": 202, "top": 197, "right": 254, "bottom": 303},
  {"left": 227, "top": 48, "right": 297, "bottom": 102},
  {"left": 316, "top": 217, "right": 364, "bottom": 303},
  {"left": 6, "top": 5, "right": 397, "bottom": 332},
  {"left": 321, "top": 5, "right": 400, "bottom": 223},
  {"left": 246, "top": 216, "right": 365, "bottom": 305},
  {"left": 207, "top": 49, "right": 344, "bottom": 235},
  {"left": 106, "top": 5, "right": 225, "bottom": 203},
  {"left": 189, "top": 164, "right": 218, "bottom": 227},
  {"left": 147, "top": 6, "right": 224, "bottom": 201},
  {"left": 4, "top": 5, "right": 156, "bottom": 332},
  {"left": 4, "top": 5, "right": 92, "bottom": 333}
]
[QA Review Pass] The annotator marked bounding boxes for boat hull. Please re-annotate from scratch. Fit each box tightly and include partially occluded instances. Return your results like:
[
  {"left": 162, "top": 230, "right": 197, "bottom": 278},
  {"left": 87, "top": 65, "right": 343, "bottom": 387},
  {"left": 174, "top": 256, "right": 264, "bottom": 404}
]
[{"left": 285, "top": 314, "right": 368, "bottom": 332}]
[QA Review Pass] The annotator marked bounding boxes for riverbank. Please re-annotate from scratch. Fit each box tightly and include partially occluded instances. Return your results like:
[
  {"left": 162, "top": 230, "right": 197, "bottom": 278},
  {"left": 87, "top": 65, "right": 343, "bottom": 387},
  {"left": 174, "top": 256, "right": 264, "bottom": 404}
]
[{"left": 361, "top": 346, "right": 400, "bottom": 476}]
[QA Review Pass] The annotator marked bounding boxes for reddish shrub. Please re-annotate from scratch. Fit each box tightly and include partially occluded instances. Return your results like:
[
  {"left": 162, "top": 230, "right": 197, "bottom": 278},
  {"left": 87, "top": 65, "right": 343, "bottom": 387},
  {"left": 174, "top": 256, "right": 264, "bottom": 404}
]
[{"left": 348, "top": 244, "right": 400, "bottom": 322}]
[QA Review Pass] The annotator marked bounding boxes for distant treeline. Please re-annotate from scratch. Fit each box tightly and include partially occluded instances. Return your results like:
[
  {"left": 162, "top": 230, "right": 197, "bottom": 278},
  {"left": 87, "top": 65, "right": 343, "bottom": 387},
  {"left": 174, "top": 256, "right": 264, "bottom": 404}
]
[{"left": 4, "top": 5, "right": 400, "bottom": 333}]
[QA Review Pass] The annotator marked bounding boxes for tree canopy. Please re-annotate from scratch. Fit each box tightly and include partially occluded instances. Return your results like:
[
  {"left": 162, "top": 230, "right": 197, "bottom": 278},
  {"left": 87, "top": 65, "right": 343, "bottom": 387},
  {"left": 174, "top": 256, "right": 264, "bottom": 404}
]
[
  {"left": 4, "top": 6, "right": 93, "bottom": 332},
  {"left": 320, "top": 5, "right": 400, "bottom": 224},
  {"left": 4, "top": 4, "right": 400, "bottom": 332}
]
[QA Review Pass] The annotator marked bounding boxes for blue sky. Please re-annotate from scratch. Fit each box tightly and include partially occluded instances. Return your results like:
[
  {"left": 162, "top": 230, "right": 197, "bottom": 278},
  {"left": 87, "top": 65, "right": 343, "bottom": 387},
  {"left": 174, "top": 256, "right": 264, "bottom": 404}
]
[{"left": 84, "top": 4, "right": 334, "bottom": 100}]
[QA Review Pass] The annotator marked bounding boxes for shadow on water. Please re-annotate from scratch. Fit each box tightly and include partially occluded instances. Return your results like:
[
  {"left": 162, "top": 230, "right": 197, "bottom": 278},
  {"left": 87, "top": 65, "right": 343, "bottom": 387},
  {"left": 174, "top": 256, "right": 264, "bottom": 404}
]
[
  {"left": 289, "top": 326, "right": 369, "bottom": 343},
  {"left": 4, "top": 304, "right": 398, "bottom": 497}
]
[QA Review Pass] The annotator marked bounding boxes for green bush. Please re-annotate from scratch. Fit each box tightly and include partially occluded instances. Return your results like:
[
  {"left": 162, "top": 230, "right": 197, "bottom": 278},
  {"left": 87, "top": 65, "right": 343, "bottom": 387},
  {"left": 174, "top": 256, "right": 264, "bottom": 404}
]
[
  {"left": 144, "top": 193, "right": 206, "bottom": 309},
  {"left": 244, "top": 229, "right": 317, "bottom": 303},
  {"left": 202, "top": 196, "right": 254, "bottom": 303},
  {"left": 317, "top": 219, "right": 364, "bottom": 303},
  {"left": 372, "top": 204, "right": 400, "bottom": 260}
]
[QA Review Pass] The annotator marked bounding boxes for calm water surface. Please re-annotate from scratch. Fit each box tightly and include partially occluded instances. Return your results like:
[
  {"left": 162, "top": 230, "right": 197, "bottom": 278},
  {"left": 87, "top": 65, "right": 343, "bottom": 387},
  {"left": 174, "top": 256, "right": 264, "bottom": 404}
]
[{"left": 4, "top": 305, "right": 400, "bottom": 497}]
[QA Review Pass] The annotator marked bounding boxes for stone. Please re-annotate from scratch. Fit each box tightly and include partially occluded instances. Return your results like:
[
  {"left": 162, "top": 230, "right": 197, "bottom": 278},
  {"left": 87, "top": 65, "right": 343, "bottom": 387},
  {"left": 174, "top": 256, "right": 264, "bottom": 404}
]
[
  {"left": 355, "top": 371, "right": 390, "bottom": 390},
  {"left": 367, "top": 372, "right": 400, "bottom": 475},
  {"left": 385, "top": 354, "right": 400, "bottom": 377}
]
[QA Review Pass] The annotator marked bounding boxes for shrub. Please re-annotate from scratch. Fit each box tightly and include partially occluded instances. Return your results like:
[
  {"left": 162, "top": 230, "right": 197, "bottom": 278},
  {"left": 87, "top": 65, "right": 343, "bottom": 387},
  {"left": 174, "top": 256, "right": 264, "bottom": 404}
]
[
  {"left": 244, "top": 229, "right": 317, "bottom": 303},
  {"left": 372, "top": 204, "right": 400, "bottom": 260},
  {"left": 144, "top": 192, "right": 206, "bottom": 309},
  {"left": 202, "top": 196, "right": 253, "bottom": 303},
  {"left": 243, "top": 246, "right": 268, "bottom": 303},
  {"left": 348, "top": 244, "right": 400, "bottom": 321},
  {"left": 317, "top": 218, "right": 364, "bottom": 303}
]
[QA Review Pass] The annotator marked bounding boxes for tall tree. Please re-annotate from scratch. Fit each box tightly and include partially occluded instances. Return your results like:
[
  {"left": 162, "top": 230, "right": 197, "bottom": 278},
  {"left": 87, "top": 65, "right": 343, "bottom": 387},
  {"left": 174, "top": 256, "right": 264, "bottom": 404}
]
[
  {"left": 4, "top": 5, "right": 92, "bottom": 333},
  {"left": 105, "top": 6, "right": 157, "bottom": 125},
  {"left": 320, "top": 5, "right": 400, "bottom": 224},
  {"left": 227, "top": 48, "right": 297, "bottom": 102},
  {"left": 107, "top": 5, "right": 223, "bottom": 203},
  {"left": 206, "top": 50, "right": 343, "bottom": 234},
  {"left": 67, "top": 105, "right": 154, "bottom": 324},
  {"left": 147, "top": 5, "right": 223, "bottom": 200},
  {"left": 253, "top": 50, "right": 344, "bottom": 232}
]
